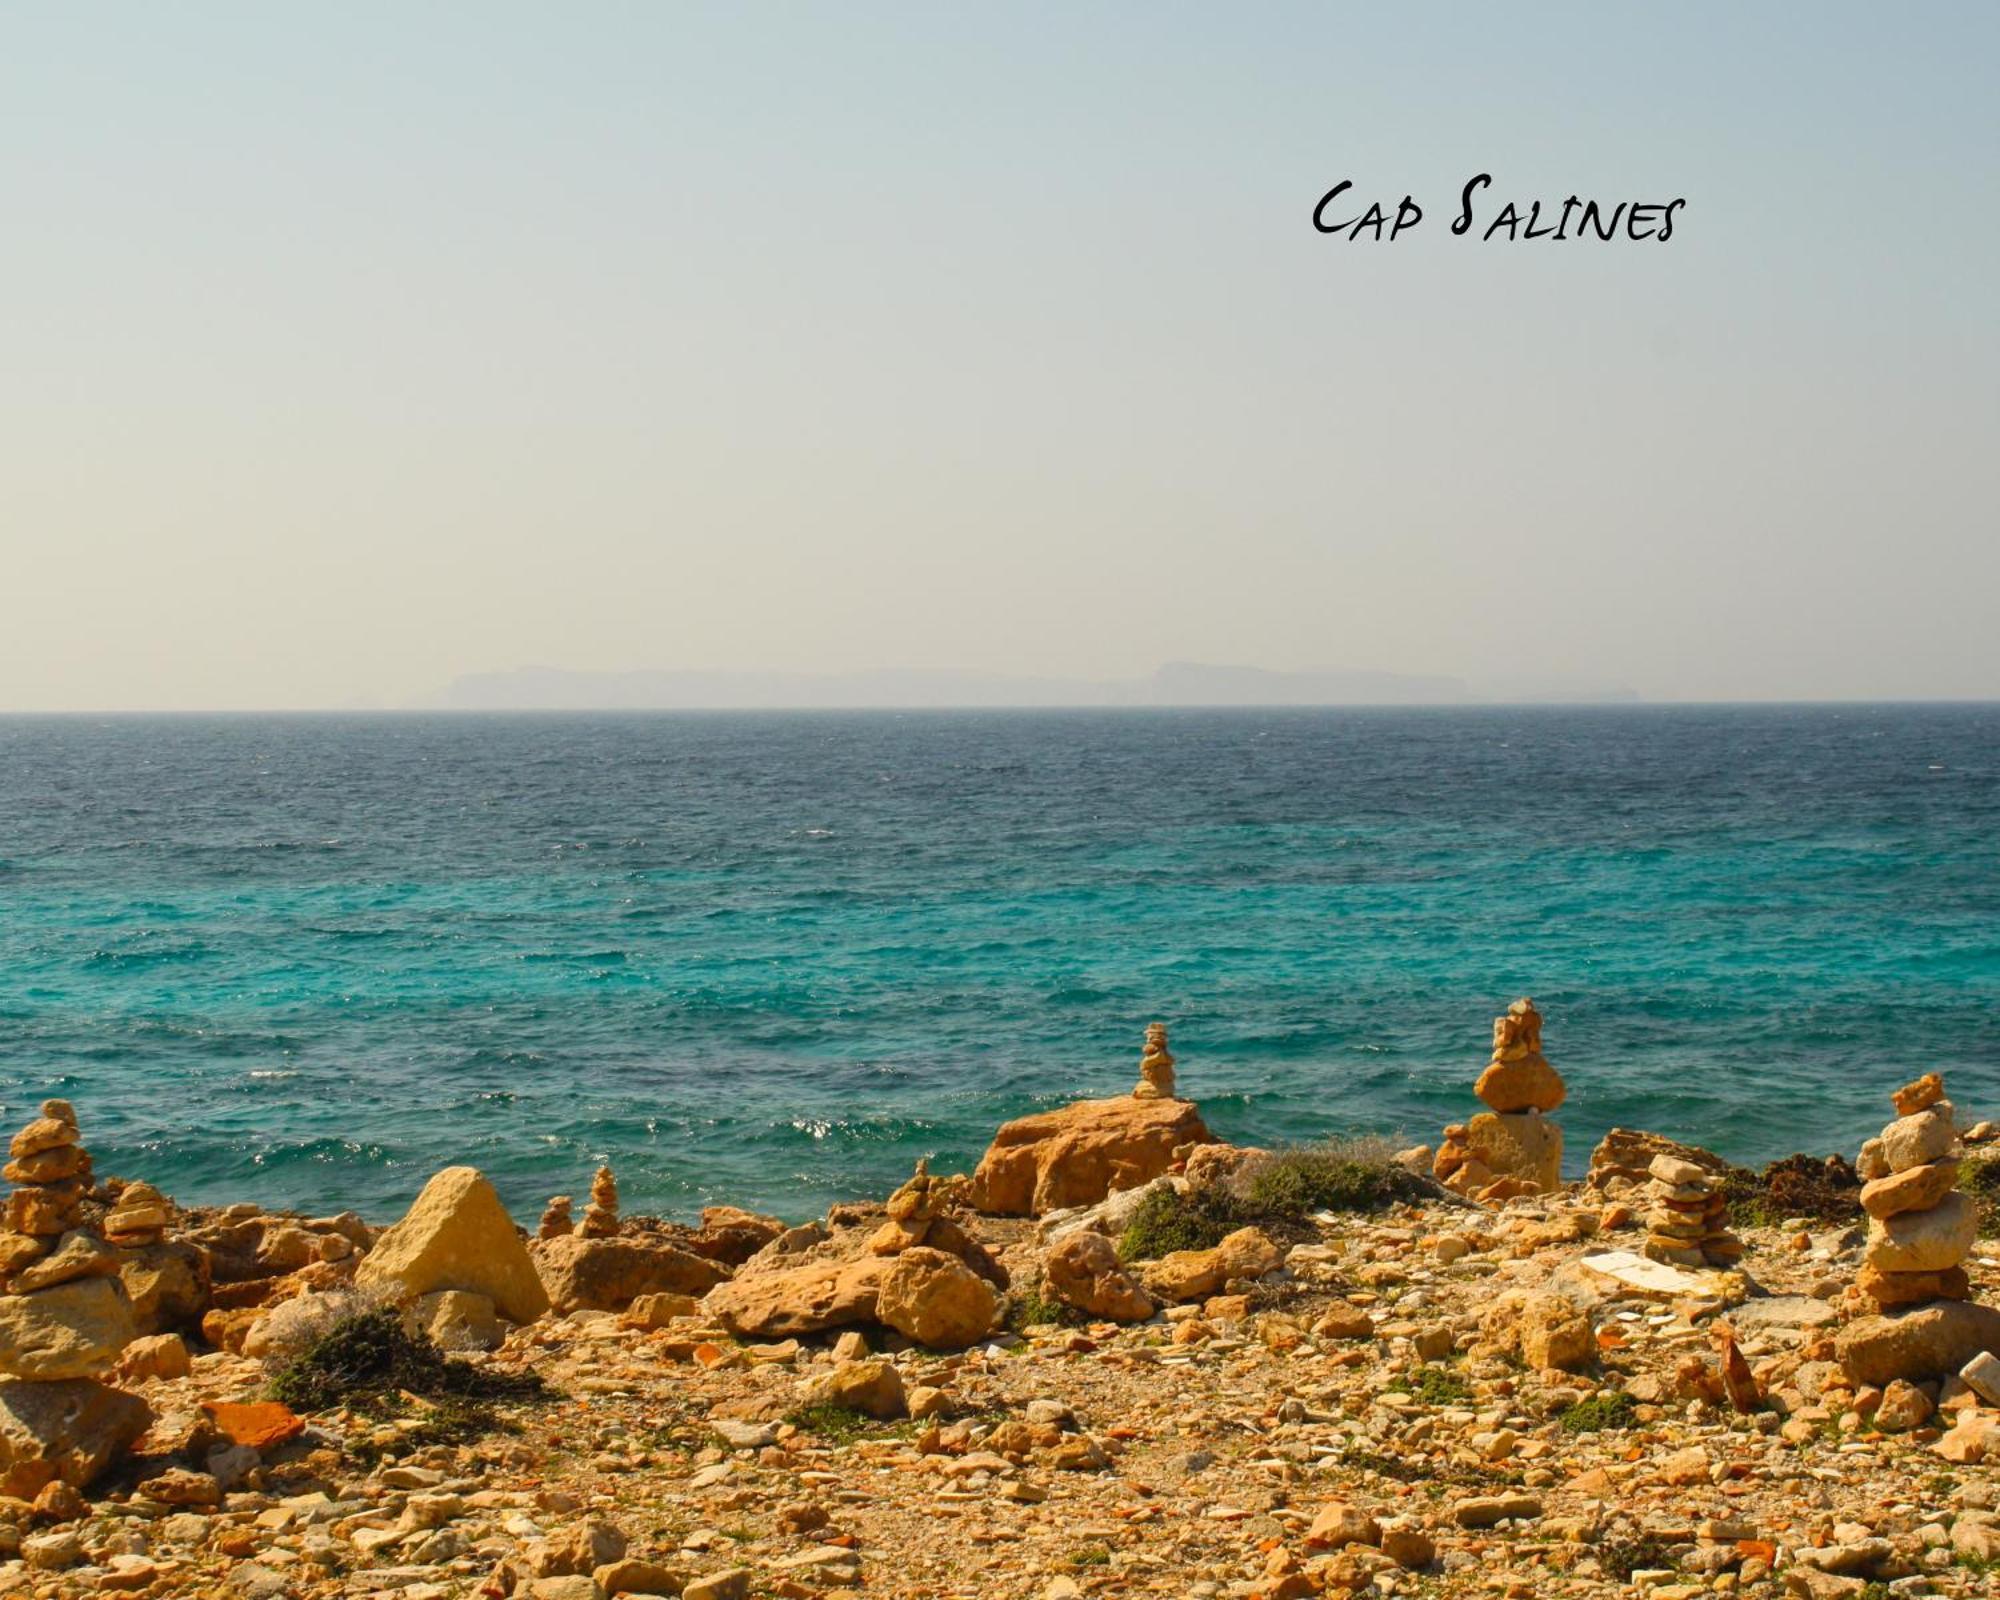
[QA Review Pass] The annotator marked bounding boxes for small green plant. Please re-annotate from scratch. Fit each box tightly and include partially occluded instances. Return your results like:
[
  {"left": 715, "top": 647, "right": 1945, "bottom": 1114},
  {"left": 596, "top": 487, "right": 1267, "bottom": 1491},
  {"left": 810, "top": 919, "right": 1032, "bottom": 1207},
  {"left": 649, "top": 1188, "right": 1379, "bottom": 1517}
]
[
  {"left": 1068, "top": 1546, "right": 1112, "bottom": 1568},
  {"left": 1117, "top": 1184, "right": 1246, "bottom": 1261},
  {"left": 1557, "top": 1392, "right": 1637, "bottom": 1434},
  {"left": 1006, "top": 1277, "right": 1089, "bottom": 1331},
  {"left": 270, "top": 1309, "right": 543, "bottom": 1416},
  {"left": 1392, "top": 1365, "right": 1474, "bottom": 1406},
  {"left": 783, "top": 1402, "right": 913, "bottom": 1445},
  {"left": 1721, "top": 1153, "right": 1861, "bottom": 1230},
  {"left": 1243, "top": 1142, "right": 1402, "bottom": 1217},
  {"left": 1962, "top": 1156, "right": 2000, "bottom": 1237},
  {"left": 1597, "top": 1532, "right": 1676, "bottom": 1583}
]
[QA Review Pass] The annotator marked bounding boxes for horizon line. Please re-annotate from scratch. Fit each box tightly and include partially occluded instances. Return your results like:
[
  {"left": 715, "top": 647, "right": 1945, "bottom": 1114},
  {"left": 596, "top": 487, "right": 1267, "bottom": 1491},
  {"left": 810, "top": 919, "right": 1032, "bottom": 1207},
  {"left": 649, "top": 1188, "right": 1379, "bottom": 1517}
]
[{"left": 5, "top": 697, "right": 2000, "bottom": 718}]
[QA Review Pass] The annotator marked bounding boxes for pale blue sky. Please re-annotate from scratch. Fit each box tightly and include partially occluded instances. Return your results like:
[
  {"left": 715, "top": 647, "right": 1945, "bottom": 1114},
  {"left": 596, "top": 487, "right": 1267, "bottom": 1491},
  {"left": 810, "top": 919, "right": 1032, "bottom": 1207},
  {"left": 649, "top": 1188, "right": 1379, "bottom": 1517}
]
[{"left": 3, "top": 4, "right": 1995, "bottom": 708}]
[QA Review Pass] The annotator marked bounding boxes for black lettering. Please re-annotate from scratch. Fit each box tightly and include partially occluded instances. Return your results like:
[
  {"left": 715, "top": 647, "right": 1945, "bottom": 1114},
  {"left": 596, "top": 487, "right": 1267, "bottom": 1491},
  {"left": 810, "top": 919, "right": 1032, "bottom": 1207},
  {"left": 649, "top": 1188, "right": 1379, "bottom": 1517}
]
[
  {"left": 1658, "top": 198, "right": 1686, "bottom": 241},
  {"left": 1391, "top": 195, "right": 1423, "bottom": 239},
  {"left": 1312, "top": 181, "right": 1355, "bottom": 234},
  {"left": 1483, "top": 202, "right": 1524, "bottom": 241},
  {"left": 1452, "top": 173, "right": 1491, "bottom": 236}
]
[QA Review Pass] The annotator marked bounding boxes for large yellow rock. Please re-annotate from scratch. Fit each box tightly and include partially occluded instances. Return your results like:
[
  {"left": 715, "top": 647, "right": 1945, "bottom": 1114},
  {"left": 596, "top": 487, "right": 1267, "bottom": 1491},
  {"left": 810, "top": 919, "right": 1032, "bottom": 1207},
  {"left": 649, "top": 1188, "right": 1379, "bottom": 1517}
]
[
  {"left": 968, "top": 1096, "right": 1217, "bottom": 1216},
  {"left": 1140, "top": 1226, "right": 1286, "bottom": 1304},
  {"left": 0, "top": 1277, "right": 137, "bottom": 1380},
  {"left": 354, "top": 1167, "right": 549, "bottom": 1325},
  {"left": 0, "top": 1379, "right": 150, "bottom": 1498},
  {"left": 1464, "top": 1111, "right": 1562, "bottom": 1194},
  {"left": 874, "top": 1247, "right": 998, "bottom": 1349},
  {"left": 1473, "top": 1055, "right": 1565, "bottom": 1115},
  {"left": 705, "top": 1257, "right": 886, "bottom": 1339}
]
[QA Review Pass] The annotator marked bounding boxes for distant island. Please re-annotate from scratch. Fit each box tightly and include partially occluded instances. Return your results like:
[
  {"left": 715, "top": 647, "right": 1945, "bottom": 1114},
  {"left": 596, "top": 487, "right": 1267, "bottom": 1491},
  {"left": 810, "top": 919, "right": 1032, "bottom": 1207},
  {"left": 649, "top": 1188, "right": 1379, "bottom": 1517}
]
[{"left": 416, "top": 662, "right": 1640, "bottom": 711}]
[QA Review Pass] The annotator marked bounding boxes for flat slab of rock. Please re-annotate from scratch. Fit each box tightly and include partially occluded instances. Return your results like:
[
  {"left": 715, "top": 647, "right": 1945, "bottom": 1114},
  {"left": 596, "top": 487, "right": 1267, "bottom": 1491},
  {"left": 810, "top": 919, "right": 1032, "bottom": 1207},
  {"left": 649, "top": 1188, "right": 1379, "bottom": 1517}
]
[
  {"left": 967, "top": 1095, "right": 1216, "bottom": 1216},
  {"left": 1727, "top": 1295, "right": 1839, "bottom": 1333},
  {"left": 354, "top": 1166, "right": 550, "bottom": 1325},
  {"left": 1570, "top": 1250, "right": 1742, "bottom": 1304},
  {"left": 705, "top": 1257, "right": 885, "bottom": 1338},
  {"left": 533, "top": 1236, "right": 732, "bottom": 1314},
  {"left": 1836, "top": 1299, "right": 2000, "bottom": 1387}
]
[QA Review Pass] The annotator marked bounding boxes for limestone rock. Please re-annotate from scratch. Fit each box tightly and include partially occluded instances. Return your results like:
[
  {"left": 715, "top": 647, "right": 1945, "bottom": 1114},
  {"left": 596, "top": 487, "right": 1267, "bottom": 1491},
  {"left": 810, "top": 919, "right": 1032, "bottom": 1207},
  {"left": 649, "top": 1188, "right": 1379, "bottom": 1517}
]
[
  {"left": 1042, "top": 1231, "right": 1153, "bottom": 1323},
  {"left": 1462, "top": 1111, "right": 1562, "bottom": 1195},
  {"left": 534, "top": 1235, "right": 731, "bottom": 1314},
  {"left": 1473, "top": 1056, "right": 1565, "bottom": 1115},
  {"left": 1891, "top": 1072, "right": 1944, "bottom": 1115},
  {"left": 798, "top": 1358, "right": 905, "bottom": 1420},
  {"left": 1879, "top": 1105, "right": 1956, "bottom": 1173},
  {"left": 967, "top": 1096, "right": 1217, "bottom": 1216},
  {"left": 1862, "top": 1190, "right": 1975, "bottom": 1273},
  {"left": 874, "top": 1246, "right": 998, "bottom": 1349},
  {"left": 1586, "top": 1129, "right": 1730, "bottom": 1193},
  {"left": 705, "top": 1257, "right": 885, "bottom": 1338},
  {"left": 417, "top": 1289, "right": 501, "bottom": 1351},
  {"left": 1859, "top": 1158, "right": 1960, "bottom": 1220},
  {"left": 0, "top": 1277, "right": 137, "bottom": 1380},
  {"left": 1836, "top": 1299, "right": 2000, "bottom": 1386},
  {"left": 354, "top": 1166, "right": 550, "bottom": 1325},
  {"left": 0, "top": 1379, "right": 151, "bottom": 1498},
  {"left": 1140, "top": 1227, "right": 1286, "bottom": 1304},
  {"left": 115, "top": 1240, "right": 210, "bottom": 1336},
  {"left": 1517, "top": 1293, "right": 1595, "bottom": 1372}
]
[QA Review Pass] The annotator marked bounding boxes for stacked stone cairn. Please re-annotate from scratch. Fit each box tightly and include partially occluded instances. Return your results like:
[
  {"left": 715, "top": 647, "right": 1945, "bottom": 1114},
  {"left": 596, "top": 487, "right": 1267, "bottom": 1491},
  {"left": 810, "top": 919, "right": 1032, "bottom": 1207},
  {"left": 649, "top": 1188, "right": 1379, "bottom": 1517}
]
[
  {"left": 1434, "top": 998, "right": 1565, "bottom": 1200},
  {"left": 1130, "top": 1022, "right": 1178, "bottom": 1100},
  {"left": 867, "top": 1158, "right": 1007, "bottom": 1286},
  {"left": 1854, "top": 1073, "right": 1974, "bottom": 1312},
  {"left": 579, "top": 1166, "right": 620, "bottom": 1238},
  {"left": 102, "top": 1181, "right": 172, "bottom": 1249},
  {"left": 1641, "top": 1153, "right": 1741, "bottom": 1268},
  {"left": 0, "top": 1102, "right": 149, "bottom": 1495},
  {"left": 537, "top": 1193, "right": 574, "bottom": 1240}
]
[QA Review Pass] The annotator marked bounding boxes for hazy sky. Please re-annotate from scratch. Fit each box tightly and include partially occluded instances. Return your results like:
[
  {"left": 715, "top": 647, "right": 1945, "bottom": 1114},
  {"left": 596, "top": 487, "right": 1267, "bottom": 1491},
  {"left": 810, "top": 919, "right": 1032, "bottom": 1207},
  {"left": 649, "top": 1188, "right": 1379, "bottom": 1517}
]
[{"left": 4, "top": 4, "right": 1996, "bottom": 710}]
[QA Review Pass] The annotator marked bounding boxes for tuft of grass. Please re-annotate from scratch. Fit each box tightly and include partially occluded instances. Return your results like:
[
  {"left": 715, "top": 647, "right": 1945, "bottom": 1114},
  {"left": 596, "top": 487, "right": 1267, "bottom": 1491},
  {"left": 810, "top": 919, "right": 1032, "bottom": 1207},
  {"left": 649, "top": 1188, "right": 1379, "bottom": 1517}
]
[
  {"left": 1962, "top": 1156, "right": 2000, "bottom": 1237},
  {"left": 1117, "top": 1185, "right": 1247, "bottom": 1262},
  {"left": 783, "top": 1402, "right": 913, "bottom": 1446},
  {"left": 1597, "top": 1532, "right": 1677, "bottom": 1582},
  {"left": 1557, "top": 1392, "right": 1637, "bottom": 1434},
  {"left": 269, "top": 1309, "right": 543, "bottom": 1416},
  {"left": 1119, "top": 1137, "right": 1419, "bottom": 1262},
  {"left": 1244, "top": 1141, "right": 1404, "bottom": 1217},
  {"left": 1006, "top": 1277, "right": 1090, "bottom": 1331},
  {"left": 1068, "top": 1546, "right": 1112, "bottom": 1568},
  {"left": 1391, "top": 1365, "right": 1474, "bottom": 1407}
]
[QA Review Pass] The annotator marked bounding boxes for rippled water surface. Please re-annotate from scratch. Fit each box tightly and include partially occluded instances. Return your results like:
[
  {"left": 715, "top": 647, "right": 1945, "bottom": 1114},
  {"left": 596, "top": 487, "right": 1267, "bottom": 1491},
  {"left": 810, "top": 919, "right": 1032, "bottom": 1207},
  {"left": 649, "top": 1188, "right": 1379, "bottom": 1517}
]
[{"left": 1, "top": 707, "right": 1995, "bottom": 1222}]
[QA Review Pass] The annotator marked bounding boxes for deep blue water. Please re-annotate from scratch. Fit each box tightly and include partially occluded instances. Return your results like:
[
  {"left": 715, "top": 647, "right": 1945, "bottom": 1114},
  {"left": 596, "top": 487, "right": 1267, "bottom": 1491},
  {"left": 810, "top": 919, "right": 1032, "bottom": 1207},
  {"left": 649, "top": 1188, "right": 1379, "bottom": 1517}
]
[{"left": 1, "top": 707, "right": 1995, "bottom": 1225}]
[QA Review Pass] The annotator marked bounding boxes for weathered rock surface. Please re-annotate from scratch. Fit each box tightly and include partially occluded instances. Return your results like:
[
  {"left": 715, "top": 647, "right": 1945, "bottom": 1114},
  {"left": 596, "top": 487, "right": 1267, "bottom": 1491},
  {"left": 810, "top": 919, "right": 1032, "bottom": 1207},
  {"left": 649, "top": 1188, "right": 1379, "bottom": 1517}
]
[
  {"left": 354, "top": 1166, "right": 550, "bottom": 1324},
  {"left": 0, "top": 1277, "right": 138, "bottom": 1380},
  {"left": 1859, "top": 1157, "right": 1961, "bottom": 1220},
  {"left": 534, "top": 1235, "right": 731, "bottom": 1314},
  {"left": 0, "top": 1379, "right": 151, "bottom": 1497},
  {"left": 874, "top": 1247, "right": 998, "bottom": 1349},
  {"left": 1862, "top": 1190, "right": 1975, "bottom": 1273},
  {"left": 1042, "top": 1231, "right": 1153, "bottom": 1322},
  {"left": 967, "top": 1095, "right": 1215, "bottom": 1216},
  {"left": 704, "top": 1258, "right": 885, "bottom": 1338},
  {"left": 1836, "top": 1299, "right": 2000, "bottom": 1386},
  {"left": 1140, "top": 1227, "right": 1286, "bottom": 1303}
]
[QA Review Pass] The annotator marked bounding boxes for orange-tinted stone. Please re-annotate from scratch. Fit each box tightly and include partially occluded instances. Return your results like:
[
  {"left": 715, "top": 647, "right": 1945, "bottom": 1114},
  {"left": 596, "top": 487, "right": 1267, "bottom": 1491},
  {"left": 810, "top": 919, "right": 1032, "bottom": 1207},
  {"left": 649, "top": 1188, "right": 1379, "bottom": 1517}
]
[{"left": 202, "top": 1400, "right": 305, "bottom": 1450}]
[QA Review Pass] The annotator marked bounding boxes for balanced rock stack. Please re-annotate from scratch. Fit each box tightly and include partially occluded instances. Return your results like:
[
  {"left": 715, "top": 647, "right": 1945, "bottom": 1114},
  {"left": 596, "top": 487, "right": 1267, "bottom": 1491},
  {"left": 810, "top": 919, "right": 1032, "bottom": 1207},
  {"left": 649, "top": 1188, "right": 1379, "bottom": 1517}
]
[
  {"left": 1130, "top": 1022, "right": 1178, "bottom": 1100},
  {"left": 0, "top": 1103, "right": 150, "bottom": 1496},
  {"left": 579, "top": 1166, "right": 619, "bottom": 1238},
  {"left": 1641, "top": 1154, "right": 1740, "bottom": 1268},
  {"left": 537, "top": 1194, "right": 574, "bottom": 1240},
  {"left": 1434, "top": 999, "right": 1565, "bottom": 1200},
  {"left": 1854, "top": 1073, "right": 1975, "bottom": 1312},
  {"left": 102, "top": 1181, "right": 172, "bottom": 1249}
]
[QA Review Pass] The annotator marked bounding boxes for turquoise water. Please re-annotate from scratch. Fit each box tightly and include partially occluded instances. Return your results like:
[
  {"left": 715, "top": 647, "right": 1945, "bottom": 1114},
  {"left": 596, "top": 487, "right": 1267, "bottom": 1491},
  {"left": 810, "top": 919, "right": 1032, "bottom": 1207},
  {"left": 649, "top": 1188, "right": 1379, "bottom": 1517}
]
[{"left": 1, "top": 707, "right": 1995, "bottom": 1223}]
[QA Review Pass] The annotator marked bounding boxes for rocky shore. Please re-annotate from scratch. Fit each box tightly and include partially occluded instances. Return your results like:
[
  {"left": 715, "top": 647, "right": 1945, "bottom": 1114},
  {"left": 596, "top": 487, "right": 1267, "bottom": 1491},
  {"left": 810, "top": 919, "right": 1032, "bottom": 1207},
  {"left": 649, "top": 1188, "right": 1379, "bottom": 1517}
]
[{"left": 0, "top": 1016, "right": 1997, "bottom": 1600}]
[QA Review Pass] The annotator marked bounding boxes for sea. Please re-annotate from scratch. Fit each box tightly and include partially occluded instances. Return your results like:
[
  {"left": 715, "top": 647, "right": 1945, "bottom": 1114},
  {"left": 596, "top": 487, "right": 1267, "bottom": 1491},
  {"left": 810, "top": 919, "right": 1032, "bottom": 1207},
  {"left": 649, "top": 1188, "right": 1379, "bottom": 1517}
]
[{"left": 1, "top": 706, "right": 1995, "bottom": 1225}]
